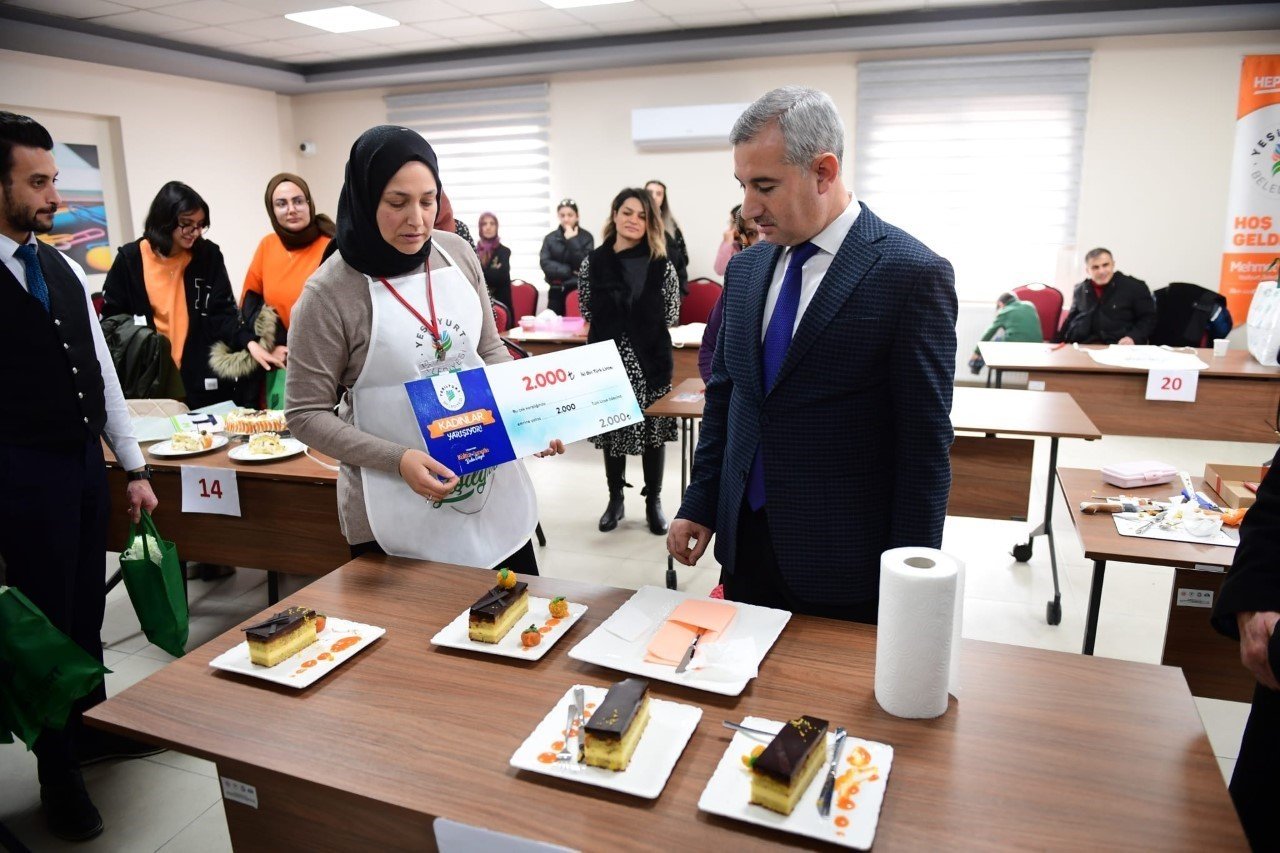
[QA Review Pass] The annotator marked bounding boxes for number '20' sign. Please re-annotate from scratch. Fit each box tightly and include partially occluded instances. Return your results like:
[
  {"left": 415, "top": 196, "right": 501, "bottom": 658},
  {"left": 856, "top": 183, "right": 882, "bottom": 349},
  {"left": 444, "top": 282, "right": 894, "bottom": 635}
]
[{"left": 1145, "top": 369, "right": 1198, "bottom": 402}]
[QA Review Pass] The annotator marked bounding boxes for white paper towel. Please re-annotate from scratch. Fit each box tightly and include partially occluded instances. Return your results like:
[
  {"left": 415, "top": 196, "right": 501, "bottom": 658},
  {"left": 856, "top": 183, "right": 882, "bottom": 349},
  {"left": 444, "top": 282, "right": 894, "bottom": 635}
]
[{"left": 874, "top": 547, "right": 965, "bottom": 719}]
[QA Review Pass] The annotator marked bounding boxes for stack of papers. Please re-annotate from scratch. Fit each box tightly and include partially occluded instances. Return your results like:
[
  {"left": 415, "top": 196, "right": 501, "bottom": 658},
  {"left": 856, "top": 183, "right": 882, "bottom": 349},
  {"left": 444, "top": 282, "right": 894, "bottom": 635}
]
[{"left": 644, "top": 599, "right": 737, "bottom": 666}]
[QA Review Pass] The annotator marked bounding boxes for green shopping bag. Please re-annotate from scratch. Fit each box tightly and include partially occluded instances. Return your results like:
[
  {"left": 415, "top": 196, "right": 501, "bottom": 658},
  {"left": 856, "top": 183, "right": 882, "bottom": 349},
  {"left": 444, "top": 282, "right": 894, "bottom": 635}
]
[
  {"left": 264, "top": 367, "right": 287, "bottom": 412},
  {"left": 120, "top": 511, "right": 189, "bottom": 658},
  {"left": 0, "top": 585, "right": 109, "bottom": 749}
]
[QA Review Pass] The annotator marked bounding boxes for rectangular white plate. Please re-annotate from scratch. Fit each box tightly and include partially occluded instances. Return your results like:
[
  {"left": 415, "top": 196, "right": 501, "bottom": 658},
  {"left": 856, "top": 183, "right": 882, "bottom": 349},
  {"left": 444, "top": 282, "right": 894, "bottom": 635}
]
[
  {"left": 209, "top": 617, "right": 385, "bottom": 688},
  {"left": 567, "top": 586, "right": 790, "bottom": 696},
  {"left": 698, "top": 717, "right": 894, "bottom": 850},
  {"left": 509, "top": 683, "right": 702, "bottom": 799},
  {"left": 430, "top": 596, "right": 586, "bottom": 661}
]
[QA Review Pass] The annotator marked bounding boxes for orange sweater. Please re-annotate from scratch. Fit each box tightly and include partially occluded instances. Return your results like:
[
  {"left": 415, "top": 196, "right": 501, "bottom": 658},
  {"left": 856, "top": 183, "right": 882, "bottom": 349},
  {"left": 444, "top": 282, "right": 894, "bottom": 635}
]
[
  {"left": 140, "top": 240, "right": 191, "bottom": 368},
  {"left": 241, "top": 233, "right": 330, "bottom": 329}
]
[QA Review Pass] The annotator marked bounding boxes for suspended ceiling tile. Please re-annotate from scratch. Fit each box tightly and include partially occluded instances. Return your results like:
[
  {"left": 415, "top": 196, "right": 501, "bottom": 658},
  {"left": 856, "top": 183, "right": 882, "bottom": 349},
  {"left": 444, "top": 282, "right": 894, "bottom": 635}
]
[
  {"left": 82, "top": 8, "right": 201, "bottom": 32},
  {"left": 417, "top": 15, "right": 514, "bottom": 37},
  {"left": 221, "top": 15, "right": 318, "bottom": 38},
  {"left": 175, "top": 25, "right": 265, "bottom": 47},
  {"left": 482, "top": 7, "right": 587, "bottom": 31},
  {"left": 272, "top": 31, "right": 379, "bottom": 52},
  {"left": 6, "top": 0, "right": 134, "bottom": 17},
  {"left": 361, "top": 0, "right": 470, "bottom": 24},
  {"left": 145, "top": 0, "right": 267, "bottom": 24}
]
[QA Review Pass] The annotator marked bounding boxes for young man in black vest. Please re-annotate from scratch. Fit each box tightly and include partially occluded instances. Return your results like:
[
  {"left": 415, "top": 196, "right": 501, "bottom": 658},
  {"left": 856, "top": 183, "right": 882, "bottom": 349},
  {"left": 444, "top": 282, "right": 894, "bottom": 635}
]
[{"left": 0, "top": 112, "right": 159, "bottom": 841}]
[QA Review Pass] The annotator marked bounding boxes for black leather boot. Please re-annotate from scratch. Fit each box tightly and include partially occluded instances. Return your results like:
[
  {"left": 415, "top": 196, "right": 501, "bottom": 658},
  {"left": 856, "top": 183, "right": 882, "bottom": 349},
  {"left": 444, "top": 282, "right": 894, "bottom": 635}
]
[
  {"left": 641, "top": 447, "right": 668, "bottom": 535},
  {"left": 599, "top": 452, "right": 627, "bottom": 532}
]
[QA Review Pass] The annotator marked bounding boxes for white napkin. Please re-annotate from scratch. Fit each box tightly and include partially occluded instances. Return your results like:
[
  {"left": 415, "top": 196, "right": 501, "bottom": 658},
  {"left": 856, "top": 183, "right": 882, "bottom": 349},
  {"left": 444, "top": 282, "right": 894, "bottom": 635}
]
[
  {"left": 600, "top": 604, "right": 653, "bottom": 642},
  {"left": 688, "top": 637, "right": 759, "bottom": 681}
]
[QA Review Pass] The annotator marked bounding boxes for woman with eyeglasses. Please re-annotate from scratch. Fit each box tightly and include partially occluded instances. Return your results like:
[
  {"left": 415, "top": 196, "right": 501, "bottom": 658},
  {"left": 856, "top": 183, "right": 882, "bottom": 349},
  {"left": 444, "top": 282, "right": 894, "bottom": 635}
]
[
  {"left": 645, "top": 180, "right": 689, "bottom": 295},
  {"left": 207, "top": 174, "right": 335, "bottom": 407},
  {"left": 578, "top": 188, "right": 679, "bottom": 535},
  {"left": 287, "top": 126, "right": 563, "bottom": 569},
  {"left": 102, "top": 180, "right": 250, "bottom": 409},
  {"left": 539, "top": 198, "right": 594, "bottom": 315}
]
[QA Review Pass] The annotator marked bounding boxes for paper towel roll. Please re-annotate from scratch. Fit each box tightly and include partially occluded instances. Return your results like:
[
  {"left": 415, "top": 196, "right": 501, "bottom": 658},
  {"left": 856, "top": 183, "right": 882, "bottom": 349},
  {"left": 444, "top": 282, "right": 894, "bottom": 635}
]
[{"left": 874, "top": 547, "right": 964, "bottom": 719}]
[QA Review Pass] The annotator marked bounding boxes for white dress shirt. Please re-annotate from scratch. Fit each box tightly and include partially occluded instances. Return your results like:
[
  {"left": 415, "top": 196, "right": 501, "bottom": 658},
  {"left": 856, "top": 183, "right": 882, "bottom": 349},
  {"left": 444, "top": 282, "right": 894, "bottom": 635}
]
[
  {"left": 0, "top": 231, "right": 145, "bottom": 470},
  {"left": 761, "top": 193, "right": 861, "bottom": 339}
]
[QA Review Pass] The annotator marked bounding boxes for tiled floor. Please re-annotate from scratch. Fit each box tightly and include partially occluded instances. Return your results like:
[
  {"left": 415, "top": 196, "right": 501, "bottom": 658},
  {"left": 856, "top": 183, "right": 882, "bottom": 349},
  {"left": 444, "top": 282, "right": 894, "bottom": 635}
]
[{"left": 1, "top": 429, "right": 1268, "bottom": 850}]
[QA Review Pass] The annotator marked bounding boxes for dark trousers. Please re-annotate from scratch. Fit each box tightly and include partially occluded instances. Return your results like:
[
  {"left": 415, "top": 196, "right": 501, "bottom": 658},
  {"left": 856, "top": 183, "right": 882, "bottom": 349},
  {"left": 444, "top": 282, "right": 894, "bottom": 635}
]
[
  {"left": 725, "top": 503, "right": 878, "bottom": 624},
  {"left": 1231, "top": 681, "right": 1280, "bottom": 850},
  {"left": 0, "top": 438, "right": 110, "bottom": 784},
  {"left": 350, "top": 538, "right": 539, "bottom": 576}
]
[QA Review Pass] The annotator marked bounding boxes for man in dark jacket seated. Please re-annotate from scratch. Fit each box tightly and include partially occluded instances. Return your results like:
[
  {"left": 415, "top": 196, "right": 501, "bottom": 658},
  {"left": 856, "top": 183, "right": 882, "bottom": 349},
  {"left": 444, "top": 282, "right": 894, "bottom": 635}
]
[{"left": 1057, "top": 247, "right": 1156, "bottom": 345}]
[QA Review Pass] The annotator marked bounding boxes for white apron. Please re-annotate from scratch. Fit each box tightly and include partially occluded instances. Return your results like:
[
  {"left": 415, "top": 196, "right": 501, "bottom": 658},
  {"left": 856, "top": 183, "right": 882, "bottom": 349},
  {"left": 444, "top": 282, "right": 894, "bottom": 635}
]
[{"left": 351, "top": 243, "right": 537, "bottom": 567}]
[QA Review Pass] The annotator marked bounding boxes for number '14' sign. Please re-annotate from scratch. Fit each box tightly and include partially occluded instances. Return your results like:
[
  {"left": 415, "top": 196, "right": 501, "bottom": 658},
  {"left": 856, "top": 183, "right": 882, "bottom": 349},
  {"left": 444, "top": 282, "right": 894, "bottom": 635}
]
[{"left": 180, "top": 466, "right": 242, "bottom": 516}]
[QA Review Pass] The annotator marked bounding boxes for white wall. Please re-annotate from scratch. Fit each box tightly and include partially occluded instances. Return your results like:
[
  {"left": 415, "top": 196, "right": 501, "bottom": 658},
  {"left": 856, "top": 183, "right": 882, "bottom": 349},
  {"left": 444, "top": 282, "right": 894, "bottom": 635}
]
[{"left": 1, "top": 49, "right": 293, "bottom": 294}]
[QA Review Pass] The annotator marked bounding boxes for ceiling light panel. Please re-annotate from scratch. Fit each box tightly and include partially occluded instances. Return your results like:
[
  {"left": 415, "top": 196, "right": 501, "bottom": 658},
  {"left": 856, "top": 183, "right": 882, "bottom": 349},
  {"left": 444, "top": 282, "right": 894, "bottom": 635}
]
[{"left": 285, "top": 5, "right": 400, "bottom": 33}]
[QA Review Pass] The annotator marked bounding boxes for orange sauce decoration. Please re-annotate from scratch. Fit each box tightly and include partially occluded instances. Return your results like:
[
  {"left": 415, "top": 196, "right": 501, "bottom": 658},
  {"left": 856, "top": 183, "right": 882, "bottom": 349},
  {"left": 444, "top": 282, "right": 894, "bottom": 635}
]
[
  {"left": 330, "top": 636, "right": 360, "bottom": 653},
  {"left": 537, "top": 753, "right": 557, "bottom": 764},
  {"left": 317, "top": 652, "right": 334, "bottom": 661},
  {"left": 538, "top": 626, "right": 553, "bottom": 634},
  {"left": 850, "top": 746, "right": 872, "bottom": 767},
  {"left": 300, "top": 659, "right": 317, "bottom": 668},
  {"left": 546, "top": 618, "right": 562, "bottom": 627},
  {"left": 834, "top": 816, "right": 850, "bottom": 829}
]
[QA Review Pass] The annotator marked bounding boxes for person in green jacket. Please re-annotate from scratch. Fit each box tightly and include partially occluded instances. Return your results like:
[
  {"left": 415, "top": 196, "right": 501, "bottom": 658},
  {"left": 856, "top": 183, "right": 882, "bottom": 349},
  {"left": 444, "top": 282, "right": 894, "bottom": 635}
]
[{"left": 969, "top": 292, "right": 1043, "bottom": 373}]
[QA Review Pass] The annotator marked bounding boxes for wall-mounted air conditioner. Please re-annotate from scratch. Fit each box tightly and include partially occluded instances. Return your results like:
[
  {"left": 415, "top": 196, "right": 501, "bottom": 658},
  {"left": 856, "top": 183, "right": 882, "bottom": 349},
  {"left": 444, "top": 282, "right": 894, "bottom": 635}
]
[{"left": 631, "top": 103, "right": 750, "bottom": 151}]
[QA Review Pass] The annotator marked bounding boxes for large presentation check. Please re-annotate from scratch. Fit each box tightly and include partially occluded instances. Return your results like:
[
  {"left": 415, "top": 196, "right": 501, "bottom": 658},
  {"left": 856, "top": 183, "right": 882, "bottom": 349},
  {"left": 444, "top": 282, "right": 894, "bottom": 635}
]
[{"left": 404, "top": 341, "right": 644, "bottom": 475}]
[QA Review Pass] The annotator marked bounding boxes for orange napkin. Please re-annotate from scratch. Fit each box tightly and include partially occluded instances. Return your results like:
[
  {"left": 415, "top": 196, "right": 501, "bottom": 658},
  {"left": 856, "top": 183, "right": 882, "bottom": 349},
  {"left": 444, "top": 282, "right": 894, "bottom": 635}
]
[{"left": 644, "top": 599, "right": 737, "bottom": 666}]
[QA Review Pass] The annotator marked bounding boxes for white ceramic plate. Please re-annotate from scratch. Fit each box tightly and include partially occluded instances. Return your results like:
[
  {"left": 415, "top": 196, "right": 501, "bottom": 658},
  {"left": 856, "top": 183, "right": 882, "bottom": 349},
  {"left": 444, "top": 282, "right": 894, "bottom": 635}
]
[
  {"left": 430, "top": 596, "right": 586, "bottom": 661},
  {"left": 227, "top": 437, "right": 306, "bottom": 463},
  {"left": 567, "top": 586, "right": 790, "bottom": 696},
  {"left": 148, "top": 434, "right": 229, "bottom": 458},
  {"left": 509, "top": 683, "right": 702, "bottom": 799},
  {"left": 208, "top": 617, "right": 385, "bottom": 689},
  {"left": 698, "top": 717, "right": 894, "bottom": 850}
]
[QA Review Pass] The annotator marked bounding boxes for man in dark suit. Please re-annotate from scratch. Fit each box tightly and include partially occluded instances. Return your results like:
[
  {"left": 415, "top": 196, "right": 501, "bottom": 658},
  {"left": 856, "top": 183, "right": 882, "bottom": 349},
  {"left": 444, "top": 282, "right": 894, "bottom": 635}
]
[
  {"left": 1211, "top": 449, "right": 1280, "bottom": 849},
  {"left": 1057, "top": 247, "right": 1156, "bottom": 345},
  {"left": 0, "top": 111, "right": 159, "bottom": 841},
  {"left": 667, "top": 87, "right": 957, "bottom": 621}
]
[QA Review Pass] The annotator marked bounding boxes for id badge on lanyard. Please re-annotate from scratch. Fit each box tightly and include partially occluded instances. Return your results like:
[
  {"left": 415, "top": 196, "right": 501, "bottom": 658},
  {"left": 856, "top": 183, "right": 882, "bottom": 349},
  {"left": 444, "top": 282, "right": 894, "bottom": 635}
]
[{"left": 381, "top": 264, "right": 465, "bottom": 379}]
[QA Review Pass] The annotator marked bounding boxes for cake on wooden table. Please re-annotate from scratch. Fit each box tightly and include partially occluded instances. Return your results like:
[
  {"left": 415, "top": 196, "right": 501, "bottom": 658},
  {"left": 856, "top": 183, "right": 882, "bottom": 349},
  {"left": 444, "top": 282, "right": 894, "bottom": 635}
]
[
  {"left": 467, "top": 568, "right": 529, "bottom": 643},
  {"left": 583, "top": 678, "right": 651, "bottom": 771},
  {"left": 749, "top": 715, "right": 829, "bottom": 815},
  {"left": 224, "top": 408, "right": 287, "bottom": 435},
  {"left": 243, "top": 607, "right": 318, "bottom": 667}
]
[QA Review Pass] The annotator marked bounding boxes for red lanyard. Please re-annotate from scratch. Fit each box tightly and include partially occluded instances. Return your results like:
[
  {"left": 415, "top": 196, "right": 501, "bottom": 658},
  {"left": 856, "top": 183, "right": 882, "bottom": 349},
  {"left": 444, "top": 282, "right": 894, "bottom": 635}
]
[{"left": 379, "top": 265, "right": 445, "bottom": 360}]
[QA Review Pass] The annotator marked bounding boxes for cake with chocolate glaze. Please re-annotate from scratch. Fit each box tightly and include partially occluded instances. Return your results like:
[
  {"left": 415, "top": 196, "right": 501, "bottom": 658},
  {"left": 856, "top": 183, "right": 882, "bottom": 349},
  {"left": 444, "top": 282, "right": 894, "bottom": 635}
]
[
  {"left": 467, "top": 581, "right": 529, "bottom": 643},
  {"left": 750, "top": 715, "right": 829, "bottom": 815},
  {"left": 243, "top": 607, "right": 318, "bottom": 667},
  {"left": 583, "top": 678, "right": 651, "bottom": 771}
]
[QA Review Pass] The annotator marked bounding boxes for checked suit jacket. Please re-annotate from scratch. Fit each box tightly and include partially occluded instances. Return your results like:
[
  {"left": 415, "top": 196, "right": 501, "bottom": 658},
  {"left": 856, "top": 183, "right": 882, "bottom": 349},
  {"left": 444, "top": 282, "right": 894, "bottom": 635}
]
[{"left": 676, "top": 203, "right": 957, "bottom": 606}]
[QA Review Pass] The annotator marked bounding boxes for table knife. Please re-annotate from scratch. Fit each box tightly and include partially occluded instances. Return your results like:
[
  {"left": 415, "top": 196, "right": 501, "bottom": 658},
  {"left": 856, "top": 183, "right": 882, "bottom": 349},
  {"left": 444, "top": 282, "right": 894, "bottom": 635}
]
[
  {"left": 674, "top": 630, "right": 702, "bottom": 674},
  {"left": 817, "top": 727, "right": 848, "bottom": 818}
]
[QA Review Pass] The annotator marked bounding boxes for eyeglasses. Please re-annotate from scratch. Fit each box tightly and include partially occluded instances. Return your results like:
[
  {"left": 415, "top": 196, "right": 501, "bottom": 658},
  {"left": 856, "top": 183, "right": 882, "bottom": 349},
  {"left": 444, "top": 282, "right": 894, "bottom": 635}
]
[{"left": 177, "top": 221, "right": 208, "bottom": 234}]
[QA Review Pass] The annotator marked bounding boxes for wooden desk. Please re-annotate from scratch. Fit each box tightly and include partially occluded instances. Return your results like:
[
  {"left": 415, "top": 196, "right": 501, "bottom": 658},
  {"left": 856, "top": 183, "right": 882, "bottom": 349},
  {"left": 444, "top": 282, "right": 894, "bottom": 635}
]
[
  {"left": 508, "top": 327, "right": 702, "bottom": 387},
  {"left": 105, "top": 444, "right": 348, "bottom": 601},
  {"left": 86, "top": 556, "right": 1244, "bottom": 851},
  {"left": 648, "top": 383, "right": 1102, "bottom": 621},
  {"left": 980, "top": 342, "right": 1280, "bottom": 443},
  {"left": 1056, "top": 467, "right": 1252, "bottom": 700}
]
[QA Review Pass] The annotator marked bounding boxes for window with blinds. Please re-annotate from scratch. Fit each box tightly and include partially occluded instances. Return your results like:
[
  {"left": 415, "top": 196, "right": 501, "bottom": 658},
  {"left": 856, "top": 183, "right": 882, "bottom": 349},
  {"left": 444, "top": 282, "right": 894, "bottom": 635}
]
[
  {"left": 854, "top": 52, "right": 1091, "bottom": 303},
  {"left": 386, "top": 84, "right": 550, "bottom": 285}
]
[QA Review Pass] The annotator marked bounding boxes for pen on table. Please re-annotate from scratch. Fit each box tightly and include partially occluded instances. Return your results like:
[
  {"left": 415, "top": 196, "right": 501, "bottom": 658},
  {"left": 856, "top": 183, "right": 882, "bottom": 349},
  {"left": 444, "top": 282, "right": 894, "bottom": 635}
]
[{"left": 1051, "top": 342, "right": 1068, "bottom": 351}]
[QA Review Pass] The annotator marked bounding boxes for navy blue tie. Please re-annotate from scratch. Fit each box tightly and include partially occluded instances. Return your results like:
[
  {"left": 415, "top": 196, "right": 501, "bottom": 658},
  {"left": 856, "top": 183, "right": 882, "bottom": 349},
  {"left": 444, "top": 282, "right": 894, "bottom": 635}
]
[
  {"left": 15, "top": 244, "right": 50, "bottom": 312},
  {"left": 746, "top": 241, "right": 820, "bottom": 511}
]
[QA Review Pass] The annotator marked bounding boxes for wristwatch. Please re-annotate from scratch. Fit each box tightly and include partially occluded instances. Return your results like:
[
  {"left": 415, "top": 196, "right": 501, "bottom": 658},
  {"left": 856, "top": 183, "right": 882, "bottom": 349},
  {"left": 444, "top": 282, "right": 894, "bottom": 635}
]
[{"left": 126, "top": 466, "right": 152, "bottom": 482}]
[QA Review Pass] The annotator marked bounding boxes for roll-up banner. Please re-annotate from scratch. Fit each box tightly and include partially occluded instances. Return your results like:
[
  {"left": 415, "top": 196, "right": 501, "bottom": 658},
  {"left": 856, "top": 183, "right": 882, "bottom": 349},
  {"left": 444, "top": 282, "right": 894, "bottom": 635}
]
[{"left": 1221, "top": 55, "right": 1280, "bottom": 324}]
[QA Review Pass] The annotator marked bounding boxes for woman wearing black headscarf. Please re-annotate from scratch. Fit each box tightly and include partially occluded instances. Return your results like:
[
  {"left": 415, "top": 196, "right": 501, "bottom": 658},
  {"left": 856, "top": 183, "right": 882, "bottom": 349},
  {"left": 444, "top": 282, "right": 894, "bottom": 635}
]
[{"left": 286, "top": 126, "right": 562, "bottom": 571}]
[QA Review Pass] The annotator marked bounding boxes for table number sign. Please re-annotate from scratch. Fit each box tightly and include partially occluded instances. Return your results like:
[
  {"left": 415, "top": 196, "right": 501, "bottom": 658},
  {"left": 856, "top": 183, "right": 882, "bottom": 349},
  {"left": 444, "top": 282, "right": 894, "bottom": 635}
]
[
  {"left": 1145, "top": 369, "right": 1198, "bottom": 402},
  {"left": 181, "top": 465, "right": 242, "bottom": 516}
]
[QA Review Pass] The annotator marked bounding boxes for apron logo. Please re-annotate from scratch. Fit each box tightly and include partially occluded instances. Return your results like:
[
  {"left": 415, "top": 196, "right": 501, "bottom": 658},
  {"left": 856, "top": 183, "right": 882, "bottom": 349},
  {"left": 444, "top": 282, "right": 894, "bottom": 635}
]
[
  {"left": 432, "top": 468, "right": 491, "bottom": 510},
  {"left": 430, "top": 373, "right": 465, "bottom": 411}
]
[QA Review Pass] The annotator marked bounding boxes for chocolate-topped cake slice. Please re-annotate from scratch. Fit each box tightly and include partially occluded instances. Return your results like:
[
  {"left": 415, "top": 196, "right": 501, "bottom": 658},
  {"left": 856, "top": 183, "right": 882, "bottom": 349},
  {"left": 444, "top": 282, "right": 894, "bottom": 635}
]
[
  {"left": 749, "top": 715, "right": 829, "bottom": 815},
  {"left": 243, "top": 606, "right": 318, "bottom": 667},
  {"left": 583, "top": 678, "right": 652, "bottom": 771},
  {"left": 466, "top": 580, "right": 529, "bottom": 643}
]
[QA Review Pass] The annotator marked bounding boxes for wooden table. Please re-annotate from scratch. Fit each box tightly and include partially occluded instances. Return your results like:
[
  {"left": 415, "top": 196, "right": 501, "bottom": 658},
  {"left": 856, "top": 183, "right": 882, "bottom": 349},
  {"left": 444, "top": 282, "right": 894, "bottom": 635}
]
[
  {"left": 86, "top": 556, "right": 1244, "bottom": 851},
  {"left": 104, "top": 443, "right": 348, "bottom": 602},
  {"left": 1056, "top": 467, "right": 1252, "bottom": 700},
  {"left": 648, "top": 383, "right": 1102, "bottom": 622},
  {"left": 508, "top": 326, "right": 702, "bottom": 386},
  {"left": 979, "top": 341, "right": 1280, "bottom": 443}
]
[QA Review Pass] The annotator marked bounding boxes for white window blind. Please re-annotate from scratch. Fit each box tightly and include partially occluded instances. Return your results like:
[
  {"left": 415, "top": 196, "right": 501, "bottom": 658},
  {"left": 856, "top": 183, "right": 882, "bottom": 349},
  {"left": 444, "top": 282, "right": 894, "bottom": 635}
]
[
  {"left": 386, "top": 84, "right": 550, "bottom": 284},
  {"left": 854, "top": 52, "right": 1090, "bottom": 303}
]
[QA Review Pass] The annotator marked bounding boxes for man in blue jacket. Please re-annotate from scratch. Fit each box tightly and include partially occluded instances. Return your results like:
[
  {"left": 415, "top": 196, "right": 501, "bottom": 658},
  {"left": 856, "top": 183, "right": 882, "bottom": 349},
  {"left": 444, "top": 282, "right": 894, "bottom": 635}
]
[{"left": 667, "top": 87, "right": 957, "bottom": 621}]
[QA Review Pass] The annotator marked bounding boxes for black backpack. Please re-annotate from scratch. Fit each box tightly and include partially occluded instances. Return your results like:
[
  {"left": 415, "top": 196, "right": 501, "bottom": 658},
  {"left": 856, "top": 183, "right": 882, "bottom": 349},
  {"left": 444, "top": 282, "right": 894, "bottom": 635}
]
[{"left": 100, "top": 314, "right": 175, "bottom": 399}]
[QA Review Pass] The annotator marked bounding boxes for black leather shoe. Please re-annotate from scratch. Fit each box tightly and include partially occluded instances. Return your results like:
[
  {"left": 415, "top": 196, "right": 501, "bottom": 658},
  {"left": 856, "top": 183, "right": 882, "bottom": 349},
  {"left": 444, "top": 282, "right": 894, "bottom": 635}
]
[
  {"left": 598, "top": 493, "right": 625, "bottom": 532},
  {"left": 41, "top": 772, "right": 103, "bottom": 842},
  {"left": 645, "top": 497, "right": 668, "bottom": 535},
  {"left": 78, "top": 730, "right": 166, "bottom": 767}
]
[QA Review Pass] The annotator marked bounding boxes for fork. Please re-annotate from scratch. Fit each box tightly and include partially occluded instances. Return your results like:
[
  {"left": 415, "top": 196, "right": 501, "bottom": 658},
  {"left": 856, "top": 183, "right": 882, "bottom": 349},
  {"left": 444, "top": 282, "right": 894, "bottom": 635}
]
[{"left": 556, "top": 703, "right": 578, "bottom": 764}]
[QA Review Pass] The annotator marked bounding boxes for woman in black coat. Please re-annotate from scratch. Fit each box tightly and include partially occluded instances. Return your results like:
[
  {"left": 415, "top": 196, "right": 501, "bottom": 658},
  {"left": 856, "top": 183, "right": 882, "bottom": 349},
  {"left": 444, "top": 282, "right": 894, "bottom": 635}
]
[
  {"left": 578, "top": 187, "right": 679, "bottom": 535},
  {"left": 539, "top": 198, "right": 594, "bottom": 315},
  {"left": 102, "top": 181, "right": 250, "bottom": 408}
]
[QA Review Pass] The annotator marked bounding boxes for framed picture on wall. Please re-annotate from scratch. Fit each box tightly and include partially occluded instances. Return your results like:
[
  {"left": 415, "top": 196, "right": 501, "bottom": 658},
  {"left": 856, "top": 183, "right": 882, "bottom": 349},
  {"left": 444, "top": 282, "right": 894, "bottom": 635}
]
[{"left": 36, "top": 142, "right": 114, "bottom": 276}]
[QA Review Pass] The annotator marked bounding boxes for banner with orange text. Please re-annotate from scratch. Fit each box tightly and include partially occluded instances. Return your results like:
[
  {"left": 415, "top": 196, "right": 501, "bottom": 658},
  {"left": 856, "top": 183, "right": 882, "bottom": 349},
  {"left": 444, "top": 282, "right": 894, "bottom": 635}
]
[{"left": 1221, "top": 55, "right": 1280, "bottom": 324}]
